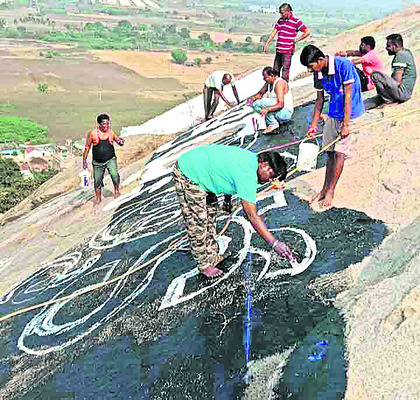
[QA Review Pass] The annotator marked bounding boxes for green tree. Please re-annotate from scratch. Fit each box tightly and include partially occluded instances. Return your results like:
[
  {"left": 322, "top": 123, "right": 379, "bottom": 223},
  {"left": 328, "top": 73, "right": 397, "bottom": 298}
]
[
  {"left": 205, "top": 56, "right": 212, "bottom": 64},
  {"left": 223, "top": 38, "right": 233, "bottom": 48},
  {"left": 0, "top": 158, "right": 21, "bottom": 187},
  {"left": 198, "top": 32, "right": 211, "bottom": 42},
  {"left": 171, "top": 48, "right": 187, "bottom": 64},
  {"left": 179, "top": 27, "right": 190, "bottom": 39},
  {"left": 245, "top": 36, "right": 253, "bottom": 44},
  {"left": 195, "top": 57, "right": 202, "bottom": 67}
]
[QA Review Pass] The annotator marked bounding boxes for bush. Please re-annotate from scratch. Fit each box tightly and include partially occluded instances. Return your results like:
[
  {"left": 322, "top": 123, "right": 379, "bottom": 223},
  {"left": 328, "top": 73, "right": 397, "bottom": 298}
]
[
  {"left": 195, "top": 57, "right": 202, "bottom": 67},
  {"left": 0, "top": 116, "right": 47, "bottom": 143},
  {"left": 205, "top": 57, "right": 212, "bottom": 64},
  {"left": 0, "top": 166, "right": 59, "bottom": 214},
  {"left": 171, "top": 47, "right": 187, "bottom": 64},
  {"left": 37, "top": 83, "right": 48, "bottom": 93}
]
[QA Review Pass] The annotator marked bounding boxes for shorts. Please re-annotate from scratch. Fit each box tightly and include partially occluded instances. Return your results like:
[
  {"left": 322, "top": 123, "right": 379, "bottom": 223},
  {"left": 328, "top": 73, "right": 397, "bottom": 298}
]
[{"left": 323, "top": 117, "right": 357, "bottom": 159}]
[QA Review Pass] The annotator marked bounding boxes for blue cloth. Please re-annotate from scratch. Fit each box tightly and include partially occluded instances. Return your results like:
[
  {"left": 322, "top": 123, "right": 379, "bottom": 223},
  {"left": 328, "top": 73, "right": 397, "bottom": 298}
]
[
  {"left": 314, "top": 56, "right": 364, "bottom": 120},
  {"left": 177, "top": 144, "right": 259, "bottom": 203}
]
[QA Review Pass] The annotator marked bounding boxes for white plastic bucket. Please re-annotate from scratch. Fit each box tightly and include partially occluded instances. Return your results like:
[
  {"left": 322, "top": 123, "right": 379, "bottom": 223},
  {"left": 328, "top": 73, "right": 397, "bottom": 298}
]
[
  {"left": 297, "top": 142, "right": 319, "bottom": 171},
  {"left": 79, "top": 170, "right": 91, "bottom": 188}
]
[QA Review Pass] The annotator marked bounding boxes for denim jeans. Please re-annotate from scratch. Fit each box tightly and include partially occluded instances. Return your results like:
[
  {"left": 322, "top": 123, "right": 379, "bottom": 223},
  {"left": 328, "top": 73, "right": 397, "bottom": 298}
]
[{"left": 252, "top": 98, "right": 292, "bottom": 126}]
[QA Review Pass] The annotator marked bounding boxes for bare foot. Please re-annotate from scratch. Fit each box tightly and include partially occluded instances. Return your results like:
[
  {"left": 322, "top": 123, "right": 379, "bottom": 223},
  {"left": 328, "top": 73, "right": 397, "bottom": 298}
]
[
  {"left": 319, "top": 191, "right": 334, "bottom": 208},
  {"left": 93, "top": 196, "right": 102, "bottom": 205},
  {"left": 201, "top": 265, "right": 224, "bottom": 278},
  {"left": 113, "top": 190, "right": 121, "bottom": 199},
  {"left": 378, "top": 102, "right": 399, "bottom": 109},
  {"left": 262, "top": 124, "right": 279, "bottom": 134},
  {"left": 309, "top": 190, "right": 326, "bottom": 205}
]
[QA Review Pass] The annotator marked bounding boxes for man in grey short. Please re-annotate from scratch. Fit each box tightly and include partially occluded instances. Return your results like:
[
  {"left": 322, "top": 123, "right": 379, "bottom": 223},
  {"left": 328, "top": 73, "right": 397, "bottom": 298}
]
[{"left": 368, "top": 34, "right": 416, "bottom": 108}]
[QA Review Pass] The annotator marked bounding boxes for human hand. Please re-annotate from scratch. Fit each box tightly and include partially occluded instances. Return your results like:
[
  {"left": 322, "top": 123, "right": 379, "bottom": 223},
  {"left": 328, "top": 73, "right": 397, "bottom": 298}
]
[
  {"left": 270, "top": 179, "right": 285, "bottom": 191},
  {"left": 307, "top": 126, "right": 317, "bottom": 139},
  {"left": 118, "top": 138, "right": 125, "bottom": 146},
  {"left": 246, "top": 98, "right": 254, "bottom": 106},
  {"left": 263, "top": 43, "right": 269, "bottom": 53},
  {"left": 273, "top": 241, "right": 296, "bottom": 262},
  {"left": 83, "top": 159, "right": 88, "bottom": 169},
  {"left": 335, "top": 51, "right": 347, "bottom": 57},
  {"left": 227, "top": 101, "right": 235, "bottom": 108},
  {"left": 340, "top": 123, "right": 350, "bottom": 138},
  {"left": 260, "top": 109, "right": 268, "bottom": 117}
]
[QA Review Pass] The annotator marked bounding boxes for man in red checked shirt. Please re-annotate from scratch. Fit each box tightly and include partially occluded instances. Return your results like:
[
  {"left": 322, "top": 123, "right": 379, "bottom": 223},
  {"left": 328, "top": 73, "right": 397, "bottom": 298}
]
[{"left": 263, "top": 3, "right": 310, "bottom": 82}]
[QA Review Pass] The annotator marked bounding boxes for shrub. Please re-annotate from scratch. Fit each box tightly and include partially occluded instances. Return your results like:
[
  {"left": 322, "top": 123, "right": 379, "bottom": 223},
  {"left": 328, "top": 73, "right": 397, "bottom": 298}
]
[
  {"left": 171, "top": 47, "right": 187, "bottom": 64},
  {"left": 37, "top": 83, "right": 48, "bottom": 93},
  {"left": 205, "top": 57, "right": 212, "bottom": 64}
]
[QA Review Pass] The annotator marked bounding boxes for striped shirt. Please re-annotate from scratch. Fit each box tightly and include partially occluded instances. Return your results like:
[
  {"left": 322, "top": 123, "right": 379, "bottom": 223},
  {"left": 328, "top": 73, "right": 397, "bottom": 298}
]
[{"left": 273, "top": 13, "right": 307, "bottom": 54}]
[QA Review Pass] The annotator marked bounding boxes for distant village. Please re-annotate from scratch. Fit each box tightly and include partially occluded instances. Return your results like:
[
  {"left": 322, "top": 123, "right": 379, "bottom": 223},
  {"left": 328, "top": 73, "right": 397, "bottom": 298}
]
[{"left": 0, "top": 139, "right": 85, "bottom": 178}]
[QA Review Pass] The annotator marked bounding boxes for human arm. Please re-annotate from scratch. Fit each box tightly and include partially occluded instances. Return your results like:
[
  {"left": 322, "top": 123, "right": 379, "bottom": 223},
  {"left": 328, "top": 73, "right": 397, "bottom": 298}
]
[
  {"left": 391, "top": 68, "right": 404, "bottom": 85},
  {"left": 341, "top": 82, "right": 352, "bottom": 138},
  {"left": 308, "top": 90, "right": 324, "bottom": 138},
  {"left": 260, "top": 81, "right": 286, "bottom": 117},
  {"left": 294, "top": 28, "right": 310, "bottom": 44},
  {"left": 263, "top": 29, "right": 276, "bottom": 52},
  {"left": 335, "top": 50, "right": 363, "bottom": 57},
  {"left": 83, "top": 131, "right": 92, "bottom": 169},
  {"left": 250, "top": 83, "right": 268, "bottom": 101},
  {"left": 232, "top": 84, "right": 240, "bottom": 105},
  {"left": 242, "top": 200, "right": 294, "bottom": 260},
  {"left": 351, "top": 57, "right": 365, "bottom": 66},
  {"left": 217, "top": 88, "right": 235, "bottom": 107},
  {"left": 113, "top": 131, "right": 125, "bottom": 146}
]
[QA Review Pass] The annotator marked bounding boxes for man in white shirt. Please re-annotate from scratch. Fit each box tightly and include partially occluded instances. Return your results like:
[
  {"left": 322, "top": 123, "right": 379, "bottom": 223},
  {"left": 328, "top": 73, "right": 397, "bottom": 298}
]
[{"left": 203, "top": 71, "right": 240, "bottom": 121}]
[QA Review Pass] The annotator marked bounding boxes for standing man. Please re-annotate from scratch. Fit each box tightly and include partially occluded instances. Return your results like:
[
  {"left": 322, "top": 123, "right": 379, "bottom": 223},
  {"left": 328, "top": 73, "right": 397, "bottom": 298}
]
[
  {"left": 300, "top": 45, "right": 364, "bottom": 208},
  {"left": 263, "top": 3, "right": 310, "bottom": 82},
  {"left": 336, "top": 36, "right": 385, "bottom": 91},
  {"left": 368, "top": 34, "right": 417, "bottom": 108},
  {"left": 83, "top": 113, "right": 125, "bottom": 205},
  {"left": 203, "top": 71, "right": 240, "bottom": 121},
  {"left": 173, "top": 144, "right": 295, "bottom": 278},
  {"left": 250, "top": 66, "right": 294, "bottom": 134}
]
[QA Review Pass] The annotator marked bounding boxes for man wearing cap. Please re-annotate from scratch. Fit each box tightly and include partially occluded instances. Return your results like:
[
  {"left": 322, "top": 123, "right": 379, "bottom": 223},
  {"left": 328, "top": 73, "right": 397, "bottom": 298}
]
[{"left": 173, "top": 144, "right": 294, "bottom": 278}]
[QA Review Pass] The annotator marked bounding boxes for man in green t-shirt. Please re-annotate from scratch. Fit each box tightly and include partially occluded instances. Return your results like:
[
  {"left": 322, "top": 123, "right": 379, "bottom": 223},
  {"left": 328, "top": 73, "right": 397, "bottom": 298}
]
[
  {"left": 367, "top": 33, "right": 417, "bottom": 108},
  {"left": 173, "top": 144, "right": 294, "bottom": 278}
]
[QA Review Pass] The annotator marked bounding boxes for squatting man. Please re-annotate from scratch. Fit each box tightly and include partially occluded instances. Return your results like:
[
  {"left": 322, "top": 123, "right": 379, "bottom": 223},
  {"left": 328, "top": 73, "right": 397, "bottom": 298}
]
[{"left": 173, "top": 144, "right": 295, "bottom": 278}]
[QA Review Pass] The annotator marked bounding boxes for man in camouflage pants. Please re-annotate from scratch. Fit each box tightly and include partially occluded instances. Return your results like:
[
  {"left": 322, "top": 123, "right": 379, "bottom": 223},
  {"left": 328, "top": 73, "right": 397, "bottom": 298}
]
[{"left": 173, "top": 144, "right": 294, "bottom": 278}]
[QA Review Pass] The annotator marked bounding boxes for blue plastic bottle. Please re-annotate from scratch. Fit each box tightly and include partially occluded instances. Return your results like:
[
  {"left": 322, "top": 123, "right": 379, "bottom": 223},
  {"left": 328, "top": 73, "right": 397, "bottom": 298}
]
[{"left": 308, "top": 340, "right": 327, "bottom": 362}]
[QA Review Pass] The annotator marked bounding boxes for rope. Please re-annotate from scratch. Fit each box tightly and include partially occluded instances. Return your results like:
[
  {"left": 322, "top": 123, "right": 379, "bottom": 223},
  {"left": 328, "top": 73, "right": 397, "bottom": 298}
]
[{"left": 1, "top": 107, "right": 418, "bottom": 323}]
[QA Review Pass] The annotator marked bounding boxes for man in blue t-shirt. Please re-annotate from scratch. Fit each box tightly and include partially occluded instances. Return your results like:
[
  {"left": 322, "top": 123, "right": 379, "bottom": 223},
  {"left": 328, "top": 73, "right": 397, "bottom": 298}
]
[
  {"left": 173, "top": 144, "right": 294, "bottom": 278},
  {"left": 300, "top": 44, "right": 364, "bottom": 209}
]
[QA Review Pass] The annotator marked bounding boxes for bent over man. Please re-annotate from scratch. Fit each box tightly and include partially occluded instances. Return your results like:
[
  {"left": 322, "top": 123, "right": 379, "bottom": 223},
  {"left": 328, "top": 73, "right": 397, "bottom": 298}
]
[
  {"left": 203, "top": 71, "right": 240, "bottom": 121},
  {"left": 83, "top": 113, "right": 125, "bottom": 205},
  {"left": 173, "top": 144, "right": 294, "bottom": 278}
]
